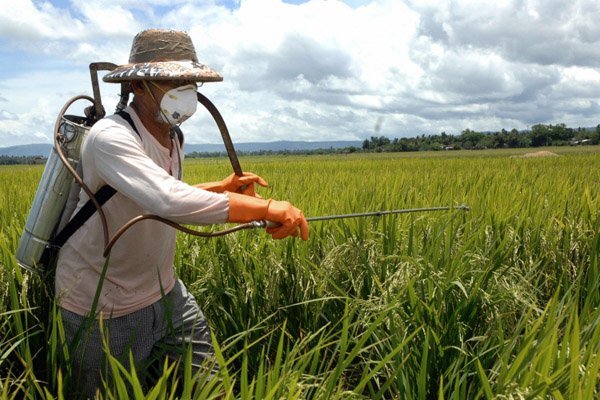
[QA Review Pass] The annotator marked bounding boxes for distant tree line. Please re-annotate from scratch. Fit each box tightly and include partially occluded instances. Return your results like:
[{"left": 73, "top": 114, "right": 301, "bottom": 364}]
[
  {"left": 0, "top": 156, "right": 47, "bottom": 165},
  {"left": 187, "top": 123, "right": 599, "bottom": 158},
  {"left": 361, "top": 123, "right": 600, "bottom": 152}
]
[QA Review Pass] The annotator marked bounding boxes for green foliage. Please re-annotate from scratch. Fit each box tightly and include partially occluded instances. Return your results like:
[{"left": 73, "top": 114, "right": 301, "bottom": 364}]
[
  {"left": 0, "top": 156, "right": 47, "bottom": 166},
  {"left": 0, "top": 148, "right": 598, "bottom": 398},
  {"left": 358, "top": 124, "right": 599, "bottom": 153}
]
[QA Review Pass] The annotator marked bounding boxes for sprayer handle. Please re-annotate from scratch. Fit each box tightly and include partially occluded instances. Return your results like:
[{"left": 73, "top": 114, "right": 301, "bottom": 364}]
[
  {"left": 265, "top": 220, "right": 281, "bottom": 229},
  {"left": 89, "top": 62, "right": 119, "bottom": 122},
  {"left": 251, "top": 220, "right": 281, "bottom": 229}
]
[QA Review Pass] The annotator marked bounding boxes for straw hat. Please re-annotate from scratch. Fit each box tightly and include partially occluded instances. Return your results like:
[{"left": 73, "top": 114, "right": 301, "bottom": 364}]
[{"left": 103, "top": 29, "right": 222, "bottom": 83}]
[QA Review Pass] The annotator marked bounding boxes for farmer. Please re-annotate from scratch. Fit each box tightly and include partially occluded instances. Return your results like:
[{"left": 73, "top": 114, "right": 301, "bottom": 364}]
[{"left": 55, "top": 29, "right": 308, "bottom": 398}]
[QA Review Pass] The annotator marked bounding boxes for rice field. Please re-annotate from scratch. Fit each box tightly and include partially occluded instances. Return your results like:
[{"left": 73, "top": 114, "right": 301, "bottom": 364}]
[{"left": 0, "top": 146, "right": 599, "bottom": 399}]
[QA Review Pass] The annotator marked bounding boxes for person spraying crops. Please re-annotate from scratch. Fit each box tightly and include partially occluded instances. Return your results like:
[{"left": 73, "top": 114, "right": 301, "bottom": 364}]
[{"left": 53, "top": 29, "right": 308, "bottom": 398}]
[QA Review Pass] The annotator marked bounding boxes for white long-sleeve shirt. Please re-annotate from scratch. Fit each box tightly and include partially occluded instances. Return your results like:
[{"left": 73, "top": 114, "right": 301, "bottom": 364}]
[{"left": 55, "top": 106, "right": 229, "bottom": 317}]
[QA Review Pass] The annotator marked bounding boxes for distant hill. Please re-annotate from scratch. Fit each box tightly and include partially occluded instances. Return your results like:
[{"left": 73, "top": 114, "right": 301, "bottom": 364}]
[
  {"left": 0, "top": 144, "right": 53, "bottom": 157},
  {"left": 0, "top": 140, "right": 362, "bottom": 157}
]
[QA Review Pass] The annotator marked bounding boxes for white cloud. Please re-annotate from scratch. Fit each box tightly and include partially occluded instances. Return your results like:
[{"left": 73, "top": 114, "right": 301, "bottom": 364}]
[
  {"left": 71, "top": 0, "right": 139, "bottom": 36},
  {"left": 0, "top": 1, "right": 85, "bottom": 42},
  {"left": 0, "top": 0, "right": 599, "bottom": 147}
]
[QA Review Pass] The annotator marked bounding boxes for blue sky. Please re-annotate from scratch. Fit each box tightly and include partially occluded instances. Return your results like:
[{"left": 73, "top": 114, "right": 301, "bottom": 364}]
[{"left": 1, "top": 0, "right": 600, "bottom": 147}]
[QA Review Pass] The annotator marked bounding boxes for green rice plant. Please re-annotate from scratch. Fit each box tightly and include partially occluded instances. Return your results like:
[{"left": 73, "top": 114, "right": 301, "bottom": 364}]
[{"left": 0, "top": 147, "right": 598, "bottom": 398}]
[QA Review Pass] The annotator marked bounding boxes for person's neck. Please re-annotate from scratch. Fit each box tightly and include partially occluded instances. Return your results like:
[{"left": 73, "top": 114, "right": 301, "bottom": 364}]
[{"left": 131, "top": 101, "right": 173, "bottom": 150}]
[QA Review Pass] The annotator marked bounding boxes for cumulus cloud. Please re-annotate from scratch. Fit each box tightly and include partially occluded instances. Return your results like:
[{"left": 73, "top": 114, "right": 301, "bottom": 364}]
[
  {"left": 229, "top": 33, "right": 355, "bottom": 103},
  {"left": 411, "top": 0, "right": 600, "bottom": 67},
  {"left": 0, "top": 0, "right": 599, "bottom": 147}
]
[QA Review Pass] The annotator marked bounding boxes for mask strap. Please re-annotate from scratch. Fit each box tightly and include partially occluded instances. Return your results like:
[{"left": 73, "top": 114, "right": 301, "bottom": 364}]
[{"left": 143, "top": 81, "right": 163, "bottom": 110}]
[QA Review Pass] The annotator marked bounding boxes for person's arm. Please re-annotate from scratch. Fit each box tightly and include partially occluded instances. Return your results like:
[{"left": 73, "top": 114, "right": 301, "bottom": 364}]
[
  {"left": 90, "top": 124, "right": 229, "bottom": 225},
  {"left": 89, "top": 122, "right": 308, "bottom": 239}
]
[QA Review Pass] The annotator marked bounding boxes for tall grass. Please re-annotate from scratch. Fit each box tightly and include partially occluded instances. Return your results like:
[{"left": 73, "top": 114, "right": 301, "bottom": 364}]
[{"left": 0, "top": 147, "right": 598, "bottom": 398}]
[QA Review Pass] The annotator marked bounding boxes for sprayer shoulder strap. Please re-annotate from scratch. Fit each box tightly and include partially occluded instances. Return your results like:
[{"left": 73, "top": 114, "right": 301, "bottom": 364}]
[
  {"left": 115, "top": 110, "right": 141, "bottom": 138},
  {"left": 51, "top": 185, "right": 117, "bottom": 248},
  {"left": 49, "top": 111, "right": 143, "bottom": 249}
]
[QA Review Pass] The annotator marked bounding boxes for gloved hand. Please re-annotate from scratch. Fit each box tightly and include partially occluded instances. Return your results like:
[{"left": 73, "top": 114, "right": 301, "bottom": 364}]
[
  {"left": 197, "top": 172, "right": 268, "bottom": 197},
  {"left": 227, "top": 192, "right": 309, "bottom": 240}
]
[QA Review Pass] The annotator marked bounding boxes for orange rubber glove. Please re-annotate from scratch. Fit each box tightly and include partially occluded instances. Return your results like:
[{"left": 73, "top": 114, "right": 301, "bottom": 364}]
[
  {"left": 197, "top": 172, "right": 268, "bottom": 197},
  {"left": 227, "top": 192, "right": 309, "bottom": 240}
]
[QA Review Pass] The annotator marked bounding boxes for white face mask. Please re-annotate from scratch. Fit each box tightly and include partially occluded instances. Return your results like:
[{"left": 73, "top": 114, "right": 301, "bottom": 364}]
[{"left": 157, "top": 84, "right": 198, "bottom": 126}]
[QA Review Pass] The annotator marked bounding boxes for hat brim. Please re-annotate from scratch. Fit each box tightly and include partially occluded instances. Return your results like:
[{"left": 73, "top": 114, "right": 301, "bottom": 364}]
[{"left": 103, "top": 60, "right": 223, "bottom": 83}]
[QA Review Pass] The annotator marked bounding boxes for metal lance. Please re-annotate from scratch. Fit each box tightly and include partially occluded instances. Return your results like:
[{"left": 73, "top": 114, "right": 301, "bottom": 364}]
[{"left": 254, "top": 205, "right": 470, "bottom": 229}]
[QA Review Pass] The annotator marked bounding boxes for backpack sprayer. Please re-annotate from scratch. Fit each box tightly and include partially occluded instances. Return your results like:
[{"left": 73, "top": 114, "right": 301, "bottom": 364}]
[
  {"left": 16, "top": 62, "right": 469, "bottom": 275},
  {"left": 15, "top": 63, "right": 127, "bottom": 274}
]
